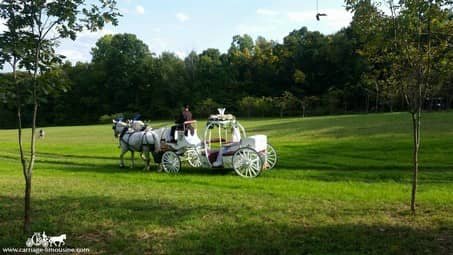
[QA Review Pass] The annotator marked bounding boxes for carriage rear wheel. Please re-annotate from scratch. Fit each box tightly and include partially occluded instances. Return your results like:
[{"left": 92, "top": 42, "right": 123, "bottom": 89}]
[
  {"left": 233, "top": 148, "right": 262, "bottom": 178},
  {"left": 161, "top": 151, "right": 181, "bottom": 173},
  {"left": 264, "top": 144, "right": 278, "bottom": 170}
]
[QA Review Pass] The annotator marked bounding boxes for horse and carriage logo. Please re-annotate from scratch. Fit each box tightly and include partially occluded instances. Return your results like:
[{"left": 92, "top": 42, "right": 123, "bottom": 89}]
[{"left": 25, "top": 232, "right": 66, "bottom": 248}]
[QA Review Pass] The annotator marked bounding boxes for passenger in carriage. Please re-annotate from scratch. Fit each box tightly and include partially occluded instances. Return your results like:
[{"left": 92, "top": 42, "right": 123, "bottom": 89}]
[
  {"left": 212, "top": 126, "right": 241, "bottom": 167},
  {"left": 170, "top": 104, "right": 194, "bottom": 142}
]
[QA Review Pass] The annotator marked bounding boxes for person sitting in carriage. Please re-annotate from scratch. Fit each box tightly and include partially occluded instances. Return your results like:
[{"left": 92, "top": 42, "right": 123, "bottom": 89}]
[{"left": 170, "top": 104, "right": 194, "bottom": 142}]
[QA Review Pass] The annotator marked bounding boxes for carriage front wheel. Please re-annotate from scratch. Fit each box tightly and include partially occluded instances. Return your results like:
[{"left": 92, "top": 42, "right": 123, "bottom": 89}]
[
  {"left": 185, "top": 148, "right": 202, "bottom": 167},
  {"left": 161, "top": 151, "right": 181, "bottom": 173},
  {"left": 233, "top": 148, "right": 262, "bottom": 178}
]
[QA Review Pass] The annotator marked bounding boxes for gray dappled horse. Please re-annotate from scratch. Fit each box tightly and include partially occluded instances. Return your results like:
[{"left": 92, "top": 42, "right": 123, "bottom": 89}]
[{"left": 112, "top": 120, "right": 161, "bottom": 170}]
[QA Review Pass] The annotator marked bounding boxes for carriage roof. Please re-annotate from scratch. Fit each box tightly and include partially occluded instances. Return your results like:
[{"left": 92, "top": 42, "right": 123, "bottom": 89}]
[{"left": 206, "top": 114, "right": 238, "bottom": 128}]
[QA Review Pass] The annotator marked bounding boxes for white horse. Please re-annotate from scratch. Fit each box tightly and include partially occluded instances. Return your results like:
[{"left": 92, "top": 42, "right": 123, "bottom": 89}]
[
  {"left": 128, "top": 120, "right": 148, "bottom": 131},
  {"left": 112, "top": 120, "right": 160, "bottom": 170},
  {"left": 49, "top": 234, "right": 66, "bottom": 247}
]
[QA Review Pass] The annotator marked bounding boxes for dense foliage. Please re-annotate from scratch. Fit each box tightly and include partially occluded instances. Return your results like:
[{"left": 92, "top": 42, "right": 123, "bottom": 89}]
[{"left": 1, "top": 13, "right": 451, "bottom": 128}]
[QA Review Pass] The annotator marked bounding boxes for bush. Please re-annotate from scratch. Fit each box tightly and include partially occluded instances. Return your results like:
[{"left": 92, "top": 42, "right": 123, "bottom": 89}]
[
  {"left": 194, "top": 98, "right": 220, "bottom": 117},
  {"left": 99, "top": 112, "right": 135, "bottom": 123}
]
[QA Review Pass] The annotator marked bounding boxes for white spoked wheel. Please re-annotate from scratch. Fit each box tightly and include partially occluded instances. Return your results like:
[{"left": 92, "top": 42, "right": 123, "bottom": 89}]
[
  {"left": 233, "top": 148, "right": 262, "bottom": 178},
  {"left": 186, "top": 148, "right": 202, "bottom": 167},
  {"left": 265, "top": 144, "right": 278, "bottom": 170},
  {"left": 161, "top": 151, "right": 181, "bottom": 173}
]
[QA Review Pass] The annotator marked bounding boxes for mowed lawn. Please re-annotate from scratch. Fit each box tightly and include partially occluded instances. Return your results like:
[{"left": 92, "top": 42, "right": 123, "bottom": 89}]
[{"left": 0, "top": 112, "right": 452, "bottom": 254}]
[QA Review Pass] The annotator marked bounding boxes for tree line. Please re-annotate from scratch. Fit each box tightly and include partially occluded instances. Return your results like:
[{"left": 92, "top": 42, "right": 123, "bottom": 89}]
[{"left": 1, "top": 11, "right": 452, "bottom": 128}]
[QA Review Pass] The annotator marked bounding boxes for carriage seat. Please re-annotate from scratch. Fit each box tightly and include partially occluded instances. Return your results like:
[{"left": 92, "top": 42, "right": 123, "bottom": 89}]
[
  {"left": 207, "top": 150, "right": 236, "bottom": 163},
  {"left": 240, "top": 135, "right": 267, "bottom": 152}
]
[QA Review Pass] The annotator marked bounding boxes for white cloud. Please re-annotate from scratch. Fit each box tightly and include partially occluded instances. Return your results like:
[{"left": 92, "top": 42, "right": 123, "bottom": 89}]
[
  {"left": 175, "top": 51, "right": 186, "bottom": 59},
  {"left": 176, "top": 12, "right": 189, "bottom": 22},
  {"left": 59, "top": 49, "right": 87, "bottom": 63},
  {"left": 321, "top": 9, "right": 353, "bottom": 31},
  {"left": 56, "top": 28, "right": 117, "bottom": 63},
  {"left": 136, "top": 5, "right": 145, "bottom": 15},
  {"left": 148, "top": 37, "right": 168, "bottom": 53},
  {"left": 287, "top": 11, "right": 313, "bottom": 22},
  {"left": 256, "top": 9, "right": 279, "bottom": 16}
]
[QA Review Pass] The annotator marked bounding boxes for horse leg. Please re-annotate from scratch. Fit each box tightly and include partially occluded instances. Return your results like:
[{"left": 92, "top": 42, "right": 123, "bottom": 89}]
[
  {"left": 119, "top": 149, "right": 127, "bottom": 168},
  {"left": 142, "top": 149, "right": 151, "bottom": 171},
  {"left": 131, "top": 151, "right": 135, "bottom": 168}
]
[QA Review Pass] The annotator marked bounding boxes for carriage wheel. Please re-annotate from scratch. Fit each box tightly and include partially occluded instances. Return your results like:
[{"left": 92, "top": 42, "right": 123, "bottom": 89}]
[
  {"left": 264, "top": 144, "right": 278, "bottom": 170},
  {"left": 186, "top": 148, "right": 202, "bottom": 167},
  {"left": 233, "top": 148, "right": 262, "bottom": 178},
  {"left": 161, "top": 151, "right": 181, "bottom": 173}
]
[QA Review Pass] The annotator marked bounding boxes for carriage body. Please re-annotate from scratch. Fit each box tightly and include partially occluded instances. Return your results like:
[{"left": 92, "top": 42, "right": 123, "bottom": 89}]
[{"left": 158, "top": 112, "right": 277, "bottom": 178}]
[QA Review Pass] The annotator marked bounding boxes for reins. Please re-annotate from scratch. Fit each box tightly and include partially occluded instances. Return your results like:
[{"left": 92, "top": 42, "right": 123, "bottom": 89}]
[{"left": 118, "top": 126, "right": 157, "bottom": 152}]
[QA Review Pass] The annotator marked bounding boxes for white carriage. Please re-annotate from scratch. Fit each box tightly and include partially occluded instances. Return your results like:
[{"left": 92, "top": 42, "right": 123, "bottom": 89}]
[{"left": 158, "top": 110, "right": 277, "bottom": 178}]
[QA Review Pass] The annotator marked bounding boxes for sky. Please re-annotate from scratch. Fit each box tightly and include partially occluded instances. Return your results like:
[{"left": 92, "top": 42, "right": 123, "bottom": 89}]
[{"left": 1, "top": 0, "right": 353, "bottom": 68}]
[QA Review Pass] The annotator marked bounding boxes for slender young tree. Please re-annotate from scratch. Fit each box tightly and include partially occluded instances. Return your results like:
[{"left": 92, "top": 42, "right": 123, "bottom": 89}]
[
  {"left": 346, "top": 0, "right": 452, "bottom": 212},
  {"left": 0, "top": 0, "right": 120, "bottom": 233}
]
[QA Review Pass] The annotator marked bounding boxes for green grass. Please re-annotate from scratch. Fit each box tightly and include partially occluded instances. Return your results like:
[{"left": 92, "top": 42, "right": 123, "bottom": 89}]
[{"left": 0, "top": 112, "right": 452, "bottom": 254}]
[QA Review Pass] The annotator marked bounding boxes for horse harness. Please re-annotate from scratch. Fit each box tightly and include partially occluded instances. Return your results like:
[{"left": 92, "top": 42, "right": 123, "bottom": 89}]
[{"left": 119, "top": 128, "right": 156, "bottom": 152}]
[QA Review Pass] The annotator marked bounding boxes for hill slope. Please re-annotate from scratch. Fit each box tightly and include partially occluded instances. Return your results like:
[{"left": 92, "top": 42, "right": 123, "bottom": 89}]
[{"left": 0, "top": 112, "right": 452, "bottom": 254}]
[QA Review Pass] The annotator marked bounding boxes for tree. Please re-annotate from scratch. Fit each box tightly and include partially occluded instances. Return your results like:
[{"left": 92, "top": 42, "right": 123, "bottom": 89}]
[
  {"left": 0, "top": 0, "right": 120, "bottom": 233},
  {"left": 276, "top": 91, "right": 300, "bottom": 117},
  {"left": 92, "top": 33, "right": 151, "bottom": 113},
  {"left": 346, "top": 0, "right": 452, "bottom": 212}
]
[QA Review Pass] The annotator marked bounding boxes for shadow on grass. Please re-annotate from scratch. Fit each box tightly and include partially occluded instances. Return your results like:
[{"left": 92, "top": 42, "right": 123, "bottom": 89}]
[
  {"left": 38, "top": 152, "right": 117, "bottom": 160},
  {"left": 2, "top": 138, "right": 452, "bottom": 184},
  {"left": 169, "top": 223, "right": 452, "bottom": 255},
  {"left": 2, "top": 154, "right": 452, "bottom": 185},
  {"left": 0, "top": 195, "right": 451, "bottom": 254}
]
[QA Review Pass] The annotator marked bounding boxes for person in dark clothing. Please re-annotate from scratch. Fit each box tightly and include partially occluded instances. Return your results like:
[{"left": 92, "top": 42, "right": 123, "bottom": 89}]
[
  {"left": 170, "top": 104, "right": 194, "bottom": 142},
  {"left": 182, "top": 104, "right": 195, "bottom": 136}
]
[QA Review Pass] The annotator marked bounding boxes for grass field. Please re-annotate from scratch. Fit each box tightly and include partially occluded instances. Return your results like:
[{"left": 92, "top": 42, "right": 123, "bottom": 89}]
[{"left": 0, "top": 112, "right": 452, "bottom": 254}]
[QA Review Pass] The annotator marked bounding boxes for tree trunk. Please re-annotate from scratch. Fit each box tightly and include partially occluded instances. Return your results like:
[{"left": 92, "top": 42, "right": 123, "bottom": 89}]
[
  {"left": 22, "top": 36, "right": 42, "bottom": 234},
  {"left": 375, "top": 82, "right": 379, "bottom": 112},
  {"left": 12, "top": 60, "right": 30, "bottom": 233},
  {"left": 366, "top": 94, "right": 369, "bottom": 113},
  {"left": 410, "top": 111, "right": 421, "bottom": 213},
  {"left": 24, "top": 177, "right": 32, "bottom": 233},
  {"left": 446, "top": 96, "right": 452, "bottom": 110}
]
